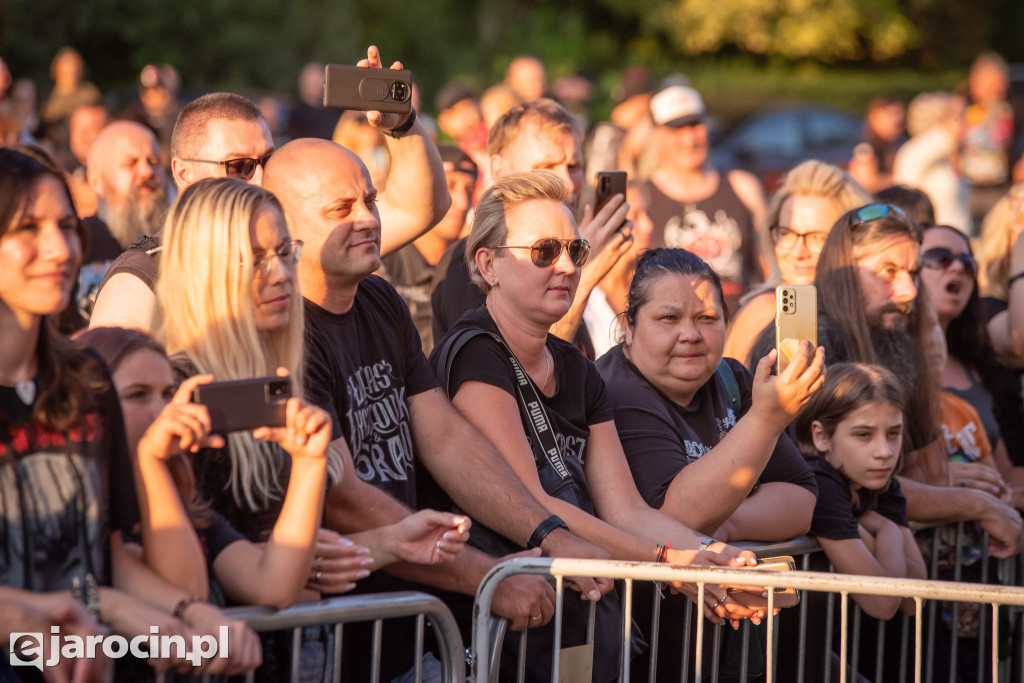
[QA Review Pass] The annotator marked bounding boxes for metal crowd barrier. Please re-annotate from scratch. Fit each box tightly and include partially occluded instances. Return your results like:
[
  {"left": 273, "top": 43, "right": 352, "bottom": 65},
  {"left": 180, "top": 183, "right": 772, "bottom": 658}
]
[
  {"left": 155, "top": 591, "right": 465, "bottom": 683},
  {"left": 471, "top": 527, "right": 1024, "bottom": 683}
]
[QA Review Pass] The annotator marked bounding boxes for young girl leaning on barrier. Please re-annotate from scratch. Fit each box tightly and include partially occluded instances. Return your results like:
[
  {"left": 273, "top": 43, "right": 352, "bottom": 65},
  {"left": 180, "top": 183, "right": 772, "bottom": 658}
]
[
  {"left": 76, "top": 325, "right": 468, "bottom": 611},
  {"left": 794, "top": 362, "right": 927, "bottom": 620}
]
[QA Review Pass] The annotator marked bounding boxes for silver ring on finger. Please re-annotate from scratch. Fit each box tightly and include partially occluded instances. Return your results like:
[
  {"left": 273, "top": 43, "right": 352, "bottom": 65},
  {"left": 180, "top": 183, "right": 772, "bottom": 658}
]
[
  {"left": 530, "top": 614, "right": 541, "bottom": 621},
  {"left": 316, "top": 555, "right": 323, "bottom": 569},
  {"left": 315, "top": 569, "right": 322, "bottom": 582},
  {"left": 713, "top": 595, "right": 728, "bottom": 609}
]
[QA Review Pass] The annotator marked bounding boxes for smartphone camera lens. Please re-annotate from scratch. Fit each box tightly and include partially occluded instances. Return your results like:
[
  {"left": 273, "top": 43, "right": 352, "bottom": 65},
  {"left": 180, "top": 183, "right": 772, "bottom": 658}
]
[
  {"left": 782, "top": 305, "right": 789, "bottom": 312},
  {"left": 390, "top": 82, "right": 410, "bottom": 102}
]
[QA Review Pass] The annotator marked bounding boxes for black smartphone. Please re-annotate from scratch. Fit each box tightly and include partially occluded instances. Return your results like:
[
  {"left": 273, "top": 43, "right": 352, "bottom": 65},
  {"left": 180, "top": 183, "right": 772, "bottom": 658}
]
[
  {"left": 192, "top": 376, "right": 291, "bottom": 435},
  {"left": 323, "top": 64, "right": 413, "bottom": 114},
  {"left": 594, "top": 170, "right": 627, "bottom": 214}
]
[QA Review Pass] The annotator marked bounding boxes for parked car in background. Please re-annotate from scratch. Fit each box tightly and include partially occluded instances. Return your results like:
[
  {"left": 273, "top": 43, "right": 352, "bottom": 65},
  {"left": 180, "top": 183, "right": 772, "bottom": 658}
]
[{"left": 711, "top": 103, "right": 863, "bottom": 192}]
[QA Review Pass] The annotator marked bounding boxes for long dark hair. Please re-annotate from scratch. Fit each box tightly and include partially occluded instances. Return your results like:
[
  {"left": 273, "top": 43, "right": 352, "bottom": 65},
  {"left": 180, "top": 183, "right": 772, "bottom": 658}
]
[
  {"left": 76, "top": 326, "right": 208, "bottom": 528},
  {"left": 0, "top": 149, "right": 106, "bottom": 441}
]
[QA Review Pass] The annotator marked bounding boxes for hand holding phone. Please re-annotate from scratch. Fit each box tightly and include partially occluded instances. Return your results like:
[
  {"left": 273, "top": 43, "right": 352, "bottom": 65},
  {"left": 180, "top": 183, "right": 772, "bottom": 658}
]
[{"left": 324, "top": 46, "right": 413, "bottom": 134}]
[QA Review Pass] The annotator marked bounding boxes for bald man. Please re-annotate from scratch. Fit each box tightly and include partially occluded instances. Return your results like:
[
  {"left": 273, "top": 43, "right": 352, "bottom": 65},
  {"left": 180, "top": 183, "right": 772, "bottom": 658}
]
[
  {"left": 263, "top": 139, "right": 609, "bottom": 666},
  {"left": 77, "top": 120, "right": 169, "bottom": 320}
]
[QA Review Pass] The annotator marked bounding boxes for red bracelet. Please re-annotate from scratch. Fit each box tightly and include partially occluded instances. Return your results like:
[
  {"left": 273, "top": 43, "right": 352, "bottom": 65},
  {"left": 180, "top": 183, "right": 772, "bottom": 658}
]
[{"left": 656, "top": 542, "right": 671, "bottom": 563}]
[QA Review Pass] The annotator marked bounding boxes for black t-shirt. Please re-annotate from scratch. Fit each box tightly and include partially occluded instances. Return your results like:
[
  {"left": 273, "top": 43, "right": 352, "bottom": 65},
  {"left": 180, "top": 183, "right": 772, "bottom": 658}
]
[
  {"left": 0, "top": 355, "right": 137, "bottom": 592},
  {"left": 380, "top": 243, "right": 436, "bottom": 354},
  {"left": 304, "top": 275, "right": 439, "bottom": 507},
  {"left": 596, "top": 346, "right": 815, "bottom": 510},
  {"left": 95, "top": 232, "right": 162, "bottom": 297},
  {"left": 428, "top": 306, "right": 622, "bottom": 682},
  {"left": 806, "top": 456, "right": 908, "bottom": 541},
  {"left": 436, "top": 306, "right": 613, "bottom": 488}
]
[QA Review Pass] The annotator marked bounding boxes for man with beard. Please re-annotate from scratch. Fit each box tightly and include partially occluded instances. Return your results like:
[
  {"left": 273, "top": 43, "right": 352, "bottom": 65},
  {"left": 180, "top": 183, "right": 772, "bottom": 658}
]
[
  {"left": 78, "top": 120, "right": 168, "bottom": 319},
  {"left": 751, "top": 202, "right": 1021, "bottom": 556}
]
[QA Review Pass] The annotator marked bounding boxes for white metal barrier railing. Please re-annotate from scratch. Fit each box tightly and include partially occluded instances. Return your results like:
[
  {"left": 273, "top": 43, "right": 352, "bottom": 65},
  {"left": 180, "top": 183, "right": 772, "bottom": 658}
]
[
  {"left": 154, "top": 591, "right": 465, "bottom": 683},
  {"left": 471, "top": 556, "right": 1024, "bottom": 683}
]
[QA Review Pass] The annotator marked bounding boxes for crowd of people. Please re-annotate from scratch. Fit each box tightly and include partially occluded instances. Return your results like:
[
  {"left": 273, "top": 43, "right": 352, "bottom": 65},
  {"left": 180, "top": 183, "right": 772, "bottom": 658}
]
[{"left": 1, "top": 41, "right": 1024, "bottom": 682}]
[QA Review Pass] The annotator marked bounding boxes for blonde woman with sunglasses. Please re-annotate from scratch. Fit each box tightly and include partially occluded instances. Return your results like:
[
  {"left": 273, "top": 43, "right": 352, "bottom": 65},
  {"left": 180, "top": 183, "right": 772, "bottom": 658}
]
[{"left": 430, "top": 170, "right": 762, "bottom": 682}]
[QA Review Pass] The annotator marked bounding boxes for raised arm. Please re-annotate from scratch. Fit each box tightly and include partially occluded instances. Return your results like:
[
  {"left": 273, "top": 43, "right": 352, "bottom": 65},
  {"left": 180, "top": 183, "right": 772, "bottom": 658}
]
[{"left": 357, "top": 46, "right": 450, "bottom": 257}]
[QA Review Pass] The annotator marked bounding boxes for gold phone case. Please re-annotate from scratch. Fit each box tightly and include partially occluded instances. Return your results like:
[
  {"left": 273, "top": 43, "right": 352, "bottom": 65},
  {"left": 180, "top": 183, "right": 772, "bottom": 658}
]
[{"left": 775, "top": 285, "right": 817, "bottom": 373}]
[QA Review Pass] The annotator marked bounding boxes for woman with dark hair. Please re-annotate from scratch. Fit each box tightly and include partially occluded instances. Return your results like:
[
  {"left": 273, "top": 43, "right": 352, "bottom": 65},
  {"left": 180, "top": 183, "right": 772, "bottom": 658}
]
[
  {"left": 0, "top": 148, "right": 260, "bottom": 679},
  {"left": 918, "top": 224, "right": 1024, "bottom": 500},
  {"left": 596, "top": 247, "right": 823, "bottom": 680}
]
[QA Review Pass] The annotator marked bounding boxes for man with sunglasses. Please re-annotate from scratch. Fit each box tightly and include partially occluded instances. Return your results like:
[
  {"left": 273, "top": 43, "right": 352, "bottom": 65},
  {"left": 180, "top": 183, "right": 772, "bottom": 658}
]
[
  {"left": 752, "top": 202, "right": 1022, "bottom": 559},
  {"left": 264, "top": 136, "right": 611, "bottom": 679},
  {"left": 89, "top": 91, "right": 273, "bottom": 330}
]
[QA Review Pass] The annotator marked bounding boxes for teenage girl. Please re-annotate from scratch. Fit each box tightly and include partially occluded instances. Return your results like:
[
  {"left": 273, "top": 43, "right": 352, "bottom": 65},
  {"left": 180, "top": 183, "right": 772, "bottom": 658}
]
[{"left": 794, "top": 362, "right": 927, "bottom": 620}]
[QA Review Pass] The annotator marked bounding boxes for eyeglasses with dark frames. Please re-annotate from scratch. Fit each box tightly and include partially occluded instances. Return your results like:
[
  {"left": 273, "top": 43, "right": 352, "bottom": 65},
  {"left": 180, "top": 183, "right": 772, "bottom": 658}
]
[
  {"left": 920, "top": 246, "right": 977, "bottom": 279},
  {"left": 492, "top": 237, "right": 590, "bottom": 268},
  {"left": 252, "top": 239, "right": 303, "bottom": 276},
  {"left": 769, "top": 226, "right": 829, "bottom": 253},
  {"left": 181, "top": 152, "right": 273, "bottom": 181}
]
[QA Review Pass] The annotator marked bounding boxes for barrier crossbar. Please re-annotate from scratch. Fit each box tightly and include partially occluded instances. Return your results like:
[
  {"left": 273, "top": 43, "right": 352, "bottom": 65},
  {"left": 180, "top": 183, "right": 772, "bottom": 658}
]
[
  {"left": 152, "top": 591, "right": 465, "bottom": 683},
  {"left": 472, "top": 555, "right": 1024, "bottom": 683}
]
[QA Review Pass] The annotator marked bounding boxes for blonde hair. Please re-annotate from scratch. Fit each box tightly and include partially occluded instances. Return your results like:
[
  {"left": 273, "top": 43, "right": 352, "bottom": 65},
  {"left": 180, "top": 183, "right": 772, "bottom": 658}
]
[
  {"left": 155, "top": 177, "right": 341, "bottom": 509},
  {"left": 466, "top": 170, "right": 571, "bottom": 293},
  {"left": 978, "top": 183, "right": 1024, "bottom": 300},
  {"left": 742, "top": 160, "right": 871, "bottom": 305}
]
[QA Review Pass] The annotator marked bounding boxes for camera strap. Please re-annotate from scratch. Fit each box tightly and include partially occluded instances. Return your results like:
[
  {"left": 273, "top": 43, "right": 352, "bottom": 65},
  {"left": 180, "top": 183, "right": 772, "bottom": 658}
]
[{"left": 436, "top": 328, "right": 572, "bottom": 482}]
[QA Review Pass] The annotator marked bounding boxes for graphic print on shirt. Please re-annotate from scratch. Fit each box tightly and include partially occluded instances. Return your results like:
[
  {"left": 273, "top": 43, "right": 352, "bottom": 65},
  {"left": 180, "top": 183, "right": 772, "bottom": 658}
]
[
  {"left": 684, "top": 407, "right": 736, "bottom": 461},
  {"left": 663, "top": 207, "right": 743, "bottom": 281},
  {"left": 345, "top": 359, "right": 414, "bottom": 484}
]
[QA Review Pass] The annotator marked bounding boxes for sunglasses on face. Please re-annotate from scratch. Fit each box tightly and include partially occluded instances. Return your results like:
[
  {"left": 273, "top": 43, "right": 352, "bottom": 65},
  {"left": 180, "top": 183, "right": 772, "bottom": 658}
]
[
  {"left": 769, "top": 225, "right": 829, "bottom": 253},
  {"left": 852, "top": 203, "right": 908, "bottom": 228},
  {"left": 921, "top": 246, "right": 977, "bottom": 279},
  {"left": 253, "top": 239, "right": 303, "bottom": 276},
  {"left": 181, "top": 152, "right": 273, "bottom": 180},
  {"left": 493, "top": 238, "right": 591, "bottom": 268}
]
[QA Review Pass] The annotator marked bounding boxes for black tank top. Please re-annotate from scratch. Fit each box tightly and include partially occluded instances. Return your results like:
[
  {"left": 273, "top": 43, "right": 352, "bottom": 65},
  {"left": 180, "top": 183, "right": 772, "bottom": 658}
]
[{"left": 644, "top": 174, "right": 758, "bottom": 306}]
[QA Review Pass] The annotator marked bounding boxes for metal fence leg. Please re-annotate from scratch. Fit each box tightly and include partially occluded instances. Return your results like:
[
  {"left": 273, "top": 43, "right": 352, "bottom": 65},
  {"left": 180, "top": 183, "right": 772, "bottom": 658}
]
[
  {"left": 517, "top": 629, "right": 527, "bottom": 683},
  {"left": 875, "top": 615, "right": 885, "bottom": 683},
  {"left": 332, "top": 623, "right": 343, "bottom": 683},
  {"left": 695, "top": 584, "right": 706, "bottom": 681},
  {"left": 840, "top": 592, "right": 849, "bottom": 683},
  {"left": 648, "top": 582, "right": 661, "bottom": 683},
  {"left": 621, "top": 580, "right": 631, "bottom": 683},
  {"left": 291, "top": 626, "right": 302, "bottom": 682},
  {"left": 825, "top": 586, "right": 834, "bottom": 683},
  {"left": 551, "top": 576, "right": 564, "bottom": 683},
  {"left": 371, "top": 619, "right": 383, "bottom": 683},
  {"left": 900, "top": 612, "right": 910, "bottom": 683},
  {"left": 851, "top": 604, "right": 861, "bottom": 678},
  {"left": 711, "top": 623, "right": 723, "bottom": 683},
  {"left": 414, "top": 614, "right": 425, "bottom": 683},
  {"left": 916, "top": 597, "right": 924, "bottom": 683},
  {"left": 681, "top": 596, "right": 693, "bottom": 683},
  {"left": 739, "top": 619, "right": 750, "bottom": 682}
]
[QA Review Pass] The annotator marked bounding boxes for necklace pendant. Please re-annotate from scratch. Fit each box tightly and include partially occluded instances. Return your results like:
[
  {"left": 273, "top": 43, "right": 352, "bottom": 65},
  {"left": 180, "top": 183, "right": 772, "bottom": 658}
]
[{"left": 15, "top": 379, "right": 35, "bottom": 405}]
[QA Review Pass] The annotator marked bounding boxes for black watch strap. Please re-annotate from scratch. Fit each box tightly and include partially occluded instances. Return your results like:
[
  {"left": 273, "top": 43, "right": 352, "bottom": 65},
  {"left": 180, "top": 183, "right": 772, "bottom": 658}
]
[
  {"left": 384, "top": 108, "right": 417, "bottom": 138},
  {"left": 528, "top": 515, "right": 569, "bottom": 549}
]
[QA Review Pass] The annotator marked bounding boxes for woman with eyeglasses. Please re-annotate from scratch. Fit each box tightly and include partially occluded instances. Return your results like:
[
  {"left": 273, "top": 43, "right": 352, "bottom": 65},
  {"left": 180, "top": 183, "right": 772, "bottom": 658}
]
[
  {"left": 429, "top": 171, "right": 762, "bottom": 682},
  {"left": 724, "top": 160, "right": 871, "bottom": 366}
]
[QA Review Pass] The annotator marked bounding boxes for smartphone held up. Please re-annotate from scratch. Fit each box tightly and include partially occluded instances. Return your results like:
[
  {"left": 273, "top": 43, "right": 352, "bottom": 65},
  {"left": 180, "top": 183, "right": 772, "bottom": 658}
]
[
  {"left": 323, "top": 64, "right": 413, "bottom": 114},
  {"left": 775, "top": 285, "right": 817, "bottom": 374},
  {"left": 192, "top": 376, "right": 291, "bottom": 435}
]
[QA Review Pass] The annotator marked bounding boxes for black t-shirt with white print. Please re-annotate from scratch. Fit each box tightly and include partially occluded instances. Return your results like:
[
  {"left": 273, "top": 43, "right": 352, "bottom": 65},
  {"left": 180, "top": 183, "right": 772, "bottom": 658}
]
[
  {"left": 304, "top": 275, "right": 439, "bottom": 508},
  {"left": 806, "top": 455, "right": 909, "bottom": 541},
  {"left": 596, "top": 345, "right": 816, "bottom": 510}
]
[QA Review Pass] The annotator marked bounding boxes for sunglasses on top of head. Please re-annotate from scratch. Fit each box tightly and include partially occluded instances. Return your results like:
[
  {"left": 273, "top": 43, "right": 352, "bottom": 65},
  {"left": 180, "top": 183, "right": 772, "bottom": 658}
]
[
  {"left": 492, "top": 237, "right": 591, "bottom": 268},
  {"left": 851, "top": 203, "right": 908, "bottom": 228},
  {"left": 181, "top": 152, "right": 273, "bottom": 180},
  {"left": 921, "top": 247, "right": 977, "bottom": 279}
]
